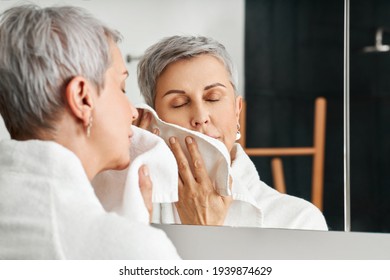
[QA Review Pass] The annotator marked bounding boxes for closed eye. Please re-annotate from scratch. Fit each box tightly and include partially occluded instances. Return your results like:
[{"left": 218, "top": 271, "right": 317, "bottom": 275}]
[
  {"left": 206, "top": 94, "right": 221, "bottom": 102},
  {"left": 172, "top": 101, "right": 189, "bottom": 108},
  {"left": 170, "top": 97, "right": 189, "bottom": 108}
]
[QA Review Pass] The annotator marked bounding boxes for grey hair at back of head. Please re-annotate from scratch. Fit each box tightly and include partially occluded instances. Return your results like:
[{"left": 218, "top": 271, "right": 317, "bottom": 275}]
[
  {"left": 0, "top": 5, "right": 121, "bottom": 139},
  {"left": 137, "top": 35, "right": 238, "bottom": 107}
]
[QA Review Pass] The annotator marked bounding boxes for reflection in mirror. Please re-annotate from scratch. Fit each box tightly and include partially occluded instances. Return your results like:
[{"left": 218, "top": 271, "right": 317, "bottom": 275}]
[
  {"left": 245, "top": 0, "right": 344, "bottom": 231},
  {"left": 139, "top": 35, "right": 327, "bottom": 230},
  {"left": 0, "top": 0, "right": 345, "bottom": 231},
  {"left": 351, "top": 0, "right": 390, "bottom": 233}
]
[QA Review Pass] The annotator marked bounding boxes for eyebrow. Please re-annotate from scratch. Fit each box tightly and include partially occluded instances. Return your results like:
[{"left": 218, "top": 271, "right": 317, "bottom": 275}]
[
  {"left": 163, "top": 89, "right": 186, "bottom": 97},
  {"left": 163, "top": 82, "right": 226, "bottom": 97},
  {"left": 204, "top": 82, "right": 226, "bottom": 91}
]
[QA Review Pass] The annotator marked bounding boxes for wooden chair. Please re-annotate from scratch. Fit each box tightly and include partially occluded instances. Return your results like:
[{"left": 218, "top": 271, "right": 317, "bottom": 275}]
[{"left": 238, "top": 97, "right": 327, "bottom": 211}]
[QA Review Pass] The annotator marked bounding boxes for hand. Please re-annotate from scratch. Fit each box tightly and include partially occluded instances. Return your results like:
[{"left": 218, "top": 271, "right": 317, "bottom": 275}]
[
  {"left": 134, "top": 109, "right": 161, "bottom": 135},
  {"left": 169, "top": 136, "right": 233, "bottom": 225},
  {"left": 138, "top": 164, "right": 153, "bottom": 223},
  {"left": 133, "top": 109, "right": 152, "bottom": 130}
]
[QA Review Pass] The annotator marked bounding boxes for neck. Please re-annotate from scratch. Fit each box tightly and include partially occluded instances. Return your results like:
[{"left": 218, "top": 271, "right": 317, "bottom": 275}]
[
  {"left": 57, "top": 137, "right": 99, "bottom": 181},
  {"left": 230, "top": 143, "right": 238, "bottom": 164},
  {"left": 45, "top": 116, "right": 101, "bottom": 181}
]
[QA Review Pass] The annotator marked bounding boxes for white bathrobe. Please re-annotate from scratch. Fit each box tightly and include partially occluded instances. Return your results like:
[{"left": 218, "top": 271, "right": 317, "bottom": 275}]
[
  {"left": 224, "top": 144, "right": 328, "bottom": 230},
  {"left": 0, "top": 139, "right": 180, "bottom": 260}
]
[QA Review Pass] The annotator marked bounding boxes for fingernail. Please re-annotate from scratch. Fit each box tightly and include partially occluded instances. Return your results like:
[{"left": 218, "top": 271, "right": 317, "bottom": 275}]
[
  {"left": 142, "top": 165, "right": 149, "bottom": 176},
  {"left": 169, "top": 137, "right": 176, "bottom": 144},
  {"left": 153, "top": 127, "right": 160, "bottom": 134},
  {"left": 186, "top": 136, "right": 193, "bottom": 144}
]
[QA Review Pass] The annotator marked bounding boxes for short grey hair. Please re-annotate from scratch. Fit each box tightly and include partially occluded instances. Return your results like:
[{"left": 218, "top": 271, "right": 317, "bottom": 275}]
[
  {"left": 0, "top": 5, "right": 121, "bottom": 139},
  {"left": 137, "top": 35, "right": 238, "bottom": 107}
]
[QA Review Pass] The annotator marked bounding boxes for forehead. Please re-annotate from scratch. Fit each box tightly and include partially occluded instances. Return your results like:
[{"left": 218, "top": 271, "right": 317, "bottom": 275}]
[
  {"left": 155, "top": 54, "right": 237, "bottom": 99},
  {"left": 160, "top": 55, "right": 229, "bottom": 81},
  {"left": 172, "top": 54, "right": 225, "bottom": 69},
  {"left": 109, "top": 41, "right": 126, "bottom": 72}
]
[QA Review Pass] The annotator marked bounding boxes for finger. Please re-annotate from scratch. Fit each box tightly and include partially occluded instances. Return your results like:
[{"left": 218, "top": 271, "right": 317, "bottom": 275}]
[
  {"left": 185, "top": 136, "right": 210, "bottom": 185},
  {"left": 138, "top": 165, "right": 153, "bottom": 221},
  {"left": 133, "top": 109, "right": 144, "bottom": 127},
  {"left": 139, "top": 111, "right": 152, "bottom": 130},
  {"left": 169, "top": 136, "right": 196, "bottom": 187},
  {"left": 177, "top": 176, "right": 185, "bottom": 199},
  {"left": 174, "top": 177, "right": 184, "bottom": 209},
  {"left": 152, "top": 127, "right": 160, "bottom": 136}
]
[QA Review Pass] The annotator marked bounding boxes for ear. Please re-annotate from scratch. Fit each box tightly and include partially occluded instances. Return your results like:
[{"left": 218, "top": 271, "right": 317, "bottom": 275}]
[
  {"left": 65, "top": 76, "right": 94, "bottom": 127},
  {"left": 235, "top": 95, "right": 243, "bottom": 123}
]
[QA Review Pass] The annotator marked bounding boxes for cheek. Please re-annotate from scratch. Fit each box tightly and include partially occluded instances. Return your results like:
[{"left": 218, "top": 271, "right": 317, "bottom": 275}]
[
  {"left": 100, "top": 97, "right": 131, "bottom": 138},
  {"left": 156, "top": 106, "right": 187, "bottom": 127},
  {"left": 216, "top": 112, "right": 238, "bottom": 149},
  {"left": 116, "top": 95, "right": 132, "bottom": 120},
  {"left": 223, "top": 118, "right": 237, "bottom": 140},
  {"left": 213, "top": 102, "right": 237, "bottom": 129}
]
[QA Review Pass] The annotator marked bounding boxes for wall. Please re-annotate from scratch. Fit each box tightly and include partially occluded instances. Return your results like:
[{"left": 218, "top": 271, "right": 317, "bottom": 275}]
[{"left": 0, "top": 0, "right": 245, "bottom": 139}]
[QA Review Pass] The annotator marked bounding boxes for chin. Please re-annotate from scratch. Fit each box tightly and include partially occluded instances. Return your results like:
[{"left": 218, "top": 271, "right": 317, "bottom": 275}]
[{"left": 112, "top": 156, "right": 131, "bottom": 171}]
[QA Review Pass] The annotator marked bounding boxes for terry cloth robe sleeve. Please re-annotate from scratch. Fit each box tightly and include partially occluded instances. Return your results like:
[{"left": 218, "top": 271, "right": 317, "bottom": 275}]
[{"left": 0, "top": 139, "right": 180, "bottom": 259}]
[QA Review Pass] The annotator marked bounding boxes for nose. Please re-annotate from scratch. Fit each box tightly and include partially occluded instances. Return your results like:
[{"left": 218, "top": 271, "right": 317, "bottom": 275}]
[{"left": 190, "top": 103, "right": 210, "bottom": 128}]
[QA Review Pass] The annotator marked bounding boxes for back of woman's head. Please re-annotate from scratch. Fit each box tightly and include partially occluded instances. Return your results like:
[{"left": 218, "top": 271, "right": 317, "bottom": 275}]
[
  {"left": 0, "top": 5, "right": 120, "bottom": 139},
  {"left": 137, "top": 35, "right": 238, "bottom": 107}
]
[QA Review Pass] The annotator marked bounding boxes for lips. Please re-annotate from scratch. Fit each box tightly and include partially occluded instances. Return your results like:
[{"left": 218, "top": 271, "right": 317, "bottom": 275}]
[
  {"left": 204, "top": 133, "right": 221, "bottom": 141},
  {"left": 188, "top": 127, "right": 221, "bottom": 140}
]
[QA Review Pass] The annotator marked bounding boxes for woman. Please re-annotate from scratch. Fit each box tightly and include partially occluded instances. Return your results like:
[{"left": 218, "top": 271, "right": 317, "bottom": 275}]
[
  {"left": 0, "top": 5, "right": 179, "bottom": 259},
  {"left": 137, "top": 35, "right": 328, "bottom": 230}
]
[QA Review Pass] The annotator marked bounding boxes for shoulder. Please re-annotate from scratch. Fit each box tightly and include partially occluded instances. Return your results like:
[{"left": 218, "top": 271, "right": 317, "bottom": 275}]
[
  {"left": 231, "top": 144, "right": 327, "bottom": 230},
  {"left": 260, "top": 191, "right": 328, "bottom": 230}
]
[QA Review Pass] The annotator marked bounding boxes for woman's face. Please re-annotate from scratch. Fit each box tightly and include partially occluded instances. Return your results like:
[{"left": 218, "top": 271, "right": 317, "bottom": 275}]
[
  {"left": 92, "top": 42, "right": 138, "bottom": 171},
  {"left": 155, "top": 54, "right": 242, "bottom": 154}
]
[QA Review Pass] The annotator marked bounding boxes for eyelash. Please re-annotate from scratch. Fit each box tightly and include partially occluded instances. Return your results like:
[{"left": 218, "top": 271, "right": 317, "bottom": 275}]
[
  {"left": 172, "top": 102, "right": 188, "bottom": 108},
  {"left": 171, "top": 98, "right": 220, "bottom": 109}
]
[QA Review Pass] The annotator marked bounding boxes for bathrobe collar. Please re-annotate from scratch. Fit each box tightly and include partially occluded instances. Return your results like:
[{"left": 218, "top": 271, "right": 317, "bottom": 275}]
[{"left": 226, "top": 143, "right": 264, "bottom": 227}]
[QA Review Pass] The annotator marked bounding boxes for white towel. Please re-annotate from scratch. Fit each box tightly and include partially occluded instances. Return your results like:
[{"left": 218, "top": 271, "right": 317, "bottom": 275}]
[
  {"left": 137, "top": 104, "right": 232, "bottom": 197},
  {"left": 92, "top": 126, "right": 178, "bottom": 224},
  {"left": 93, "top": 104, "right": 232, "bottom": 225}
]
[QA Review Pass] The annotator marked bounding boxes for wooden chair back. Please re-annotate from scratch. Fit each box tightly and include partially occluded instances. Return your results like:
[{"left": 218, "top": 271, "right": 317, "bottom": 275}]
[{"left": 238, "top": 97, "right": 327, "bottom": 211}]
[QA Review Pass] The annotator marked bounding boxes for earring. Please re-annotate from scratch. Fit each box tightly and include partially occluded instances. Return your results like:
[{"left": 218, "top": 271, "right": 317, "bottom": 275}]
[
  {"left": 86, "top": 116, "right": 93, "bottom": 138},
  {"left": 235, "top": 123, "right": 241, "bottom": 141}
]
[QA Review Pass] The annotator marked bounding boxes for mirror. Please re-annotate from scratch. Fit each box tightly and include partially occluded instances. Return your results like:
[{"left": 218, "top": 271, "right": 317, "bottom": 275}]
[{"left": 0, "top": 0, "right": 346, "bottom": 231}]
